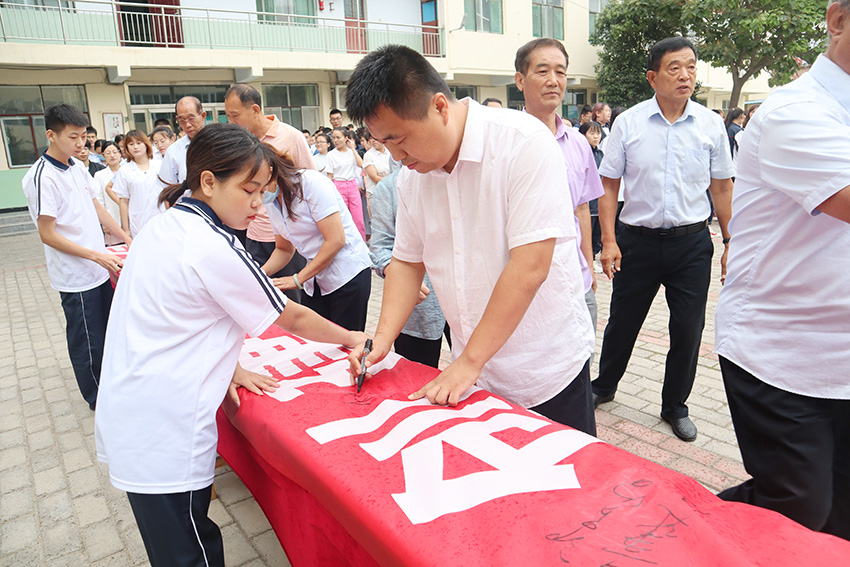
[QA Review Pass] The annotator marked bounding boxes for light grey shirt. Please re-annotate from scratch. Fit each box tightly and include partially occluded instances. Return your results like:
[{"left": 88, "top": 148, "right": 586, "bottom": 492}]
[
  {"left": 599, "top": 96, "right": 734, "bottom": 229},
  {"left": 370, "top": 170, "right": 446, "bottom": 341}
]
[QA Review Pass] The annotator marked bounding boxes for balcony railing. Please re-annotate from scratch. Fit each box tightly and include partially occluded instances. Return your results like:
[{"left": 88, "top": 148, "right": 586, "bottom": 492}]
[{"left": 0, "top": 0, "right": 444, "bottom": 57}]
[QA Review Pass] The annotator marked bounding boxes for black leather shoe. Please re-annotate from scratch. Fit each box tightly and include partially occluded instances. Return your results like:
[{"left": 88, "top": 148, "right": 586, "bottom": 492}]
[
  {"left": 593, "top": 392, "right": 615, "bottom": 408},
  {"left": 662, "top": 415, "right": 697, "bottom": 442}
]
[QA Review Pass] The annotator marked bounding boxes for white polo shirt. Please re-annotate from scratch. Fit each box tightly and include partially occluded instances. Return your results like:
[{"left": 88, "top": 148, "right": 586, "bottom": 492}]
[
  {"left": 599, "top": 96, "right": 734, "bottom": 228},
  {"left": 21, "top": 153, "right": 110, "bottom": 293},
  {"left": 393, "top": 99, "right": 594, "bottom": 408},
  {"left": 158, "top": 134, "right": 191, "bottom": 185},
  {"left": 715, "top": 55, "right": 850, "bottom": 400},
  {"left": 111, "top": 159, "right": 163, "bottom": 237},
  {"left": 95, "top": 198, "right": 287, "bottom": 494},
  {"left": 266, "top": 169, "right": 371, "bottom": 296}
]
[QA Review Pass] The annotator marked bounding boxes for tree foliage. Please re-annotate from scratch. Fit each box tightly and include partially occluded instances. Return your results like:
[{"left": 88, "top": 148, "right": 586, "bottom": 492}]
[
  {"left": 684, "top": 0, "right": 826, "bottom": 107},
  {"left": 591, "top": 0, "right": 827, "bottom": 109},
  {"left": 590, "top": 0, "right": 689, "bottom": 108}
]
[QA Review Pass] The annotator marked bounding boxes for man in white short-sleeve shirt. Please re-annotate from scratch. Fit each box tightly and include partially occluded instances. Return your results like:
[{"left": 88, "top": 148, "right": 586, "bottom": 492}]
[
  {"left": 714, "top": 0, "right": 850, "bottom": 540},
  {"left": 159, "top": 96, "right": 206, "bottom": 185},
  {"left": 592, "top": 37, "right": 734, "bottom": 442},
  {"left": 345, "top": 45, "right": 596, "bottom": 435},
  {"left": 21, "top": 104, "right": 131, "bottom": 410}
]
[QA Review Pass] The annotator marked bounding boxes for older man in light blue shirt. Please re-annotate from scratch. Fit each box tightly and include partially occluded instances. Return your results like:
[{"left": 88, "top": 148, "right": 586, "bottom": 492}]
[{"left": 592, "top": 37, "right": 734, "bottom": 442}]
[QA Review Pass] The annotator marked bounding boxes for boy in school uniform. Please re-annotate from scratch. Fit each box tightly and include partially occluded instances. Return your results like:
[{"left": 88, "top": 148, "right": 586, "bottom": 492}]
[{"left": 22, "top": 104, "right": 131, "bottom": 410}]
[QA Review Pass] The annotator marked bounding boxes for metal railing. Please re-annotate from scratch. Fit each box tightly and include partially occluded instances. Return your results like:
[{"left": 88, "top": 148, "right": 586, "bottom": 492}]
[{"left": 0, "top": 0, "right": 444, "bottom": 57}]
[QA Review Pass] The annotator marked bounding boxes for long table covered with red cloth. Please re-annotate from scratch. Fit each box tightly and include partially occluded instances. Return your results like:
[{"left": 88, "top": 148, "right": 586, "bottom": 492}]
[{"left": 216, "top": 326, "right": 850, "bottom": 566}]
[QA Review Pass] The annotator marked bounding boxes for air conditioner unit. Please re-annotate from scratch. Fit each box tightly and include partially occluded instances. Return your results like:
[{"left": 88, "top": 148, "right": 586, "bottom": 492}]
[{"left": 334, "top": 85, "right": 347, "bottom": 111}]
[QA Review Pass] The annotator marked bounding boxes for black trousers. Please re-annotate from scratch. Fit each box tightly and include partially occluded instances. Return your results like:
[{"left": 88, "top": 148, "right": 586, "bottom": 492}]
[
  {"left": 245, "top": 238, "right": 308, "bottom": 303},
  {"left": 530, "top": 360, "right": 596, "bottom": 437},
  {"left": 718, "top": 357, "right": 850, "bottom": 540},
  {"left": 394, "top": 333, "right": 443, "bottom": 369},
  {"left": 302, "top": 268, "right": 371, "bottom": 331},
  {"left": 590, "top": 215, "right": 602, "bottom": 256},
  {"left": 592, "top": 227, "right": 713, "bottom": 419},
  {"left": 59, "top": 280, "right": 113, "bottom": 408},
  {"left": 127, "top": 485, "right": 224, "bottom": 567}
]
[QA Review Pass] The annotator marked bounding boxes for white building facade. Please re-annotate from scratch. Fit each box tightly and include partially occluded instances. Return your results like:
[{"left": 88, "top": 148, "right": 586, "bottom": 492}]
[{"left": 0, "top": 0, "right": 771, "bottom": 210}]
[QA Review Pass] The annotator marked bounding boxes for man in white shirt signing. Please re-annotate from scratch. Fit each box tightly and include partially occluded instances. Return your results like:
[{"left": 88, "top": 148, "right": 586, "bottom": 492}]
[{"left": 346, "top": 45, "right": 596, "bottom": 435}]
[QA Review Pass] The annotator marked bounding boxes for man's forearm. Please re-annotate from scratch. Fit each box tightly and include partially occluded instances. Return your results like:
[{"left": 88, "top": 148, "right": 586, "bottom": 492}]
[
  {"left": 598, "top": 177, "right": 621, "bottom": 244},
  {"left": 575, "top": 203, "right": 593, "bottom": 267},
  {"left": 708, "top": 178, "right": 734, "bottom": 238}
]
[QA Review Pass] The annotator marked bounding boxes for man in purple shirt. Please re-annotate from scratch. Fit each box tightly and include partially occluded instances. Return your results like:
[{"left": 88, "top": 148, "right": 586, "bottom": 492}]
[{"left": 514, "top": 38, "right": 605, "bottom": 330}]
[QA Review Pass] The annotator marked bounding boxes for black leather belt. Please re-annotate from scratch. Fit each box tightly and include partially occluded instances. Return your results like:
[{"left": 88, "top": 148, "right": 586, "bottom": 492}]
[{"left": 623, "top": 219, "right": 709, "bottom": 239}]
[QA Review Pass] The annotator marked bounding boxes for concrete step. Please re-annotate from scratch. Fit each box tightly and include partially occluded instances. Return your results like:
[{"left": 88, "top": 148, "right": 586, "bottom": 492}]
[{"left": 0, "top": 211, "right": 36, "bottom": 236}]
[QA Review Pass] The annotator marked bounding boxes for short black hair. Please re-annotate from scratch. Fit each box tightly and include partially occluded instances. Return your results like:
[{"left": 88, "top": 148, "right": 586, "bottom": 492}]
[
  {"left": 226, "top": 83, "right": 262, "bottom": 108},
  {"left": 482, "top": 97, "right": 503, "bottom": 106},
  {"left": 329, "top": 108, "right": 342, "bottom": 117},
  {"left": 86, "top": 126, "right": 97, "bottom": 135},
  {"left": 84, "top": 140, "right": 93, "bottom": 149},
  {"left": 154, "top": 118, "right": 171, "bottom": 127},
  {"left": 44, "top": 104, "right": 89, "bottom": 134},
  {"left": 514, "top": 38, "right": 569, "bottom": 75},
  {"left": 301, "top": 129, "right": 310, "bottom": 135},
  {"left": 151, "top": 125, "right": 175, "bottom": 139},
  {"left": 94, "top": 139, "right": 106, "bottom": 151},
  {"left": 578, "top": 120, "right": 603, "bottom": 136},
  {"left": 647, "top": 37, "right": 697, "bottom": 72},
  {"left": 580, "top": 105, "right": 592, "bottom": 115},
  {"left": 345, "top": 44, "right": 454, "bottom": 123}
]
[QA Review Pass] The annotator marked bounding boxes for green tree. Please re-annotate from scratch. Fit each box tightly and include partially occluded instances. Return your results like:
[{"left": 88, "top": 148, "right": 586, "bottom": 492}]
[
  {"left": 684, "top": 0, "right": 827, "bottom": 108},
  {"left": 589, "top": 0, "right": 689, "bottom": 107}
]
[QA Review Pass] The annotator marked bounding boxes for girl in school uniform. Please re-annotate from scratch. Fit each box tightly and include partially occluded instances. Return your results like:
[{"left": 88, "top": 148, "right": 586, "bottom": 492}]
[
  {"left": 92, "top": 141, "right": 124, "bottom": 245},
  {"left": 95, "top": 123, "right": 367, "bottom": 567},
  {"left": 262, "top": 153, "right": 372, "bottom": 332},
  {"left": 325, "top": 126, "right": 366, "bottom": 240},
  {"left": 109, "top": 129, "right": 162, "bottom": 237}
]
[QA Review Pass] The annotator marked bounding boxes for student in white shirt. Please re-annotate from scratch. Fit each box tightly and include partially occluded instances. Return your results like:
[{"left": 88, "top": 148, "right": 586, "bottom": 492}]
[
  {"left": 22, "top": 104, "right": 131, "bottom": 411},
  {"left": 96, "top": 124, "right": 367, "bottom": 567},
  {"left": 262, "top": 156, "right": 372, "bottom": 332},
  {"left": 362, "top": 129, "right": 392, "bottom": 214},
  {"left": 150, "top": 125, "right": 176, "bottom": 161},
  {"left": 325, "top": 126, "right": 366, "bottom": 240},
  {"left": 345, "top": 46, "right": 596, "bottom": 435},
  {"left": 109, "top": 130, "right": 163, "bottom": 238},
  {"left": 313, "top": 133, "right": 331, "bottom": 174},
  {"left": 92, "top": 141, "right": 124, "bottom": 245}
]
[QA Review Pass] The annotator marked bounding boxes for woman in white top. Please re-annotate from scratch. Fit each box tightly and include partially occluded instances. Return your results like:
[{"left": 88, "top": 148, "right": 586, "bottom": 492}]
[
  {"left": 93, "top": 141, "right": 124, "bottom": 245},
  {"left": 262, "top": 154, "right": 372, "bottom": 332},
  {"left": 96, "top": 123, "right": 366, "bottom": 567},
  {"left": 312, "top": 132, "right": 331, "bottom": 174},
  {"left": 325, "top": 126, "right": 366, "bottom": 240},
  {"left": 362, "top": 130, "right": 392, "bottom": 214},
  {"left": 110, "top": 130, "right": 162, "bottom": 237}
]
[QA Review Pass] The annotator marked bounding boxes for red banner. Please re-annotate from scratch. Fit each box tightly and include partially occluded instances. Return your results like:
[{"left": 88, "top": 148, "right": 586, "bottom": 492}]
[{"left": 218, "top": 326, "right": 850, "bottom": 567}]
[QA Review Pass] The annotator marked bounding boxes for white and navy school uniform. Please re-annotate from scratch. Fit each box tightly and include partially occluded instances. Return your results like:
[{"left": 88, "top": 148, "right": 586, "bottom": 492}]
[
  {"left": 95, "top": 198, "right": 286, "bottom": 566},
  {"left": 111, "top": 159, "right": 163, "bottom": 238},
  {"left": 267, "top": 169, "right": 371, "bottom": 331},
  {"left": 21, "top": 152, "right": 114, "bottom": 409}
]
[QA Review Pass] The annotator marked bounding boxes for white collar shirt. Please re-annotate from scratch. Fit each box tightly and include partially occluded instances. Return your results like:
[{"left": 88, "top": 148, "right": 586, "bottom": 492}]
[
  {"left": 363, "top": 147, "right": 392, "bottom": 195},
  {"left": 158, "top": 134, "right": 191, "bottom": 185},
  {"left": 715, "top": 55, "right": 850, "bottom": 399},
  {"left": 96, "top": 198, "right": 287, "bottom": 493},
  {"left": 111, "top": 159, "right": 163, "bottom": 237},
  {"left": 599, "top": 96, "right": 734, "bottom": 228},
  {"left": 266, "top": 169, "right": 371, "bottom": 296},
  {"left": 22, "top": 153, "right": 109, "bottom": 292},
  {"left": 392, "top": 100, "right": 594, "bottom": 408}
]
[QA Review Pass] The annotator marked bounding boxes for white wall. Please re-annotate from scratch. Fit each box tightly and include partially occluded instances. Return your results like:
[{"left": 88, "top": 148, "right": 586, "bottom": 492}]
[{"left": 366, "top": 0, "right": 420, "bottom": 25}]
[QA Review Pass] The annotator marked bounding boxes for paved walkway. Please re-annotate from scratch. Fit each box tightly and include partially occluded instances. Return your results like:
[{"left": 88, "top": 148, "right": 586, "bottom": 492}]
[{"left": 0, "top": 230, "right": 747, "bottom": 566}]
